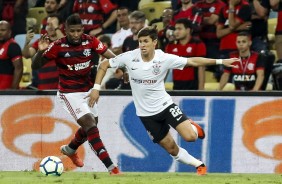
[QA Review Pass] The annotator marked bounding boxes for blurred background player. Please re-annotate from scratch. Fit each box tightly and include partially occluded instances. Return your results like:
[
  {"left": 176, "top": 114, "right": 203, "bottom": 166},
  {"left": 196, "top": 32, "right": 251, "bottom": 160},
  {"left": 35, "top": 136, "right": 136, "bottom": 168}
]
[
  {"left": 0, "top": 20, "right": 23, "bottom": 89},
  {"left": 111, "top": 6, "right": 132, "bottom": 55},
  {"left": 72, "top": 0, "right": 118, "bottom": 36},
  {"left": 218, "top": 32, "right": 265, "bottom": 91},
  {"left": 23, "top": 13, "right": 64, "bottom": 90},
  {"left": 31, "top": 14, "right": 121, "bottom": 175},
  {"left": 166, "top": 18, "right": 206, "bottom": 90}
]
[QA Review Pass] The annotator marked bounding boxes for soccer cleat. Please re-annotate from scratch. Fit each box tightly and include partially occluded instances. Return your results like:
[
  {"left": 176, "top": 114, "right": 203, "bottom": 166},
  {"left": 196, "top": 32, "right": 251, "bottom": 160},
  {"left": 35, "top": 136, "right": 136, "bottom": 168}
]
[
  {"left": 110, "top": 167, "right": 123, "bottom": 175},
  {"left": 60, "top": 145, "right": 84, "bottom": 167},
  {"left": 196, "top": 164, "right": 207, "bottom": 176},
  {"left": 190, "top": 119, "right": 205, "bottom": 139}
]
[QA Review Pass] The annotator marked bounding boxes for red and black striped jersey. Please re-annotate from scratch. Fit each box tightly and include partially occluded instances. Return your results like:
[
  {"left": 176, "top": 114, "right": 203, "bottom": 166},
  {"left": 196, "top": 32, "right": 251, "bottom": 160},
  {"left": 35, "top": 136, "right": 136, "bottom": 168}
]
[
  {"left": 224, "top": 51, "right": 264, "bottom": 90},
  {"left": 218, "top": 0, "right": 251, "bottom": 51},
  {"left": 194, "top": 0, "right": 225, "bottom": 42},
  {"left": 32, "top": 39, "right": 59, "bottom": 90},
  {"left": 73, "top": 0, "right": 117, "bottom": 33},
  {"left": 165, "top": 37, "right": 206, "bottom": 82},
  {"left": 42, "top": 34, "right": 107, "bottom": 93}
]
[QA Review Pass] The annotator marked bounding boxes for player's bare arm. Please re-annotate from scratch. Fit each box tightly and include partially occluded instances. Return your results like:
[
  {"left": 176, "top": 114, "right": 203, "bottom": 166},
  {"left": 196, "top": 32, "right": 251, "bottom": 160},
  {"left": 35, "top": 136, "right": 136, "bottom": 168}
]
[
  {"left": 86, "top": 59, "right": 111, "bottom": 107},
  {"left": 185, "top": 57, "right": 239, "bottom": 67},
  {"left": 31, "top": 35, "right": 50, "bottom": 70}
]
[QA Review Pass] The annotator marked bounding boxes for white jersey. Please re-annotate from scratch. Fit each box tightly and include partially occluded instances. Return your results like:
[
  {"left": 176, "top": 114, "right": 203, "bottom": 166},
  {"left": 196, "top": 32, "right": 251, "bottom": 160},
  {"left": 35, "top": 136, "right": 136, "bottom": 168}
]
[
  {"left": 109, "top": 49, "right": 187, "bottom": 116},
  {"left": 111, "top": 28, "right": 132, "bottom": 48}
]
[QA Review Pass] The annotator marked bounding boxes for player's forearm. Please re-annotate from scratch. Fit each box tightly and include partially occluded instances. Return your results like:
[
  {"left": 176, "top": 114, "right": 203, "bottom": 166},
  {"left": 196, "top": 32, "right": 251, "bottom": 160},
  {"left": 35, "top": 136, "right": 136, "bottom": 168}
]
[
  {"left": 11, "top": 64, "right": 23, "bottom": 89},
  {"left": 218, "top": 73, "right": 229, "bottom": 90},
  {"left": 32, "top": 50, "right": 45, "bottom": 70},
  {"left": 252, "top": 71, "right": 264, "bottom": 91},
  {"left": 94, "top": 60, "right": 110, "bottom": 85}
]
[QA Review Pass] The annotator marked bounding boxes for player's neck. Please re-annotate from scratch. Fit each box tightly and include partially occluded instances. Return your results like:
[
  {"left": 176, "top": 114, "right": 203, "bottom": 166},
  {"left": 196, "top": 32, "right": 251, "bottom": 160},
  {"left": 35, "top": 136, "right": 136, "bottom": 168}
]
[
  {"left": 239, "top": 50, "right": 251, "bottom": 58},
  {"left": 141, "top": 51, "right": 155, "bottom": 62},
  {"left": 179, "top": 35, "right": 191, "bottom": 45}
]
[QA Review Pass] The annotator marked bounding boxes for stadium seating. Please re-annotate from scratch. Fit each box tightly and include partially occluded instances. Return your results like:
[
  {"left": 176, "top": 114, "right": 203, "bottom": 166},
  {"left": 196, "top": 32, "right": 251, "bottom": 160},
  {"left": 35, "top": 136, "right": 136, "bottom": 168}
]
[
  {"left": 139, "top": 1, "right": 171, "bottom": 23},
  {"left": 27, "top": 7, "right": 47, "bottom": 33},
  {"left": 14, "top": 34, "right": 41, "bottom": 50}
]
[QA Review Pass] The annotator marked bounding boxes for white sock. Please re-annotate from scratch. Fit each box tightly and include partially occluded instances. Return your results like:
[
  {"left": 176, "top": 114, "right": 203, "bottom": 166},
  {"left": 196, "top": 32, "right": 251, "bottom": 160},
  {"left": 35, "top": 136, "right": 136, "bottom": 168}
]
[{"left": 172, "top": 147, "right": 203, "bottom": 167}]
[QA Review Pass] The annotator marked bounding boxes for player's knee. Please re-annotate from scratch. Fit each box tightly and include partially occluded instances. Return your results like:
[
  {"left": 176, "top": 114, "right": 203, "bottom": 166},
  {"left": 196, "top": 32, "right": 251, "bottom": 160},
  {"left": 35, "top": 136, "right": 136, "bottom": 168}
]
[{"left": 182, "top": 133, "right": 197, "bottom": 142}]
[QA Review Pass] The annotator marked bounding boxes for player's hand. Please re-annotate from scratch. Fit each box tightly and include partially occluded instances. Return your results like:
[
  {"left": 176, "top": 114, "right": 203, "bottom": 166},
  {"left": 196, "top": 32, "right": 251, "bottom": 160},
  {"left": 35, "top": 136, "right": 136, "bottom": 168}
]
[
  {"left": 38, "top": 34, "right": 50, "bottom": 51},
  {"left": 222, "top": 58, "right": 240, "bottom": 67},
  {"left": 123, "top": 72, "right": 129, "bottom": 84},
  {"left": 25, "top": 29, "right": 35, "bottom": 44},
  {"left": 85, "top": 89, "right": 100, "bottom": 107}
]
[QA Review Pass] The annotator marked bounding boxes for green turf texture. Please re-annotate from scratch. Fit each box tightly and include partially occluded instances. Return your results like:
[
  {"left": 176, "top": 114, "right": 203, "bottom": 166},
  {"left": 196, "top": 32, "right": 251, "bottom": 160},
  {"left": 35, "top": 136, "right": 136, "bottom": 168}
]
[{"left": 0, "top": 171, "right": 281, "bottom": 184}]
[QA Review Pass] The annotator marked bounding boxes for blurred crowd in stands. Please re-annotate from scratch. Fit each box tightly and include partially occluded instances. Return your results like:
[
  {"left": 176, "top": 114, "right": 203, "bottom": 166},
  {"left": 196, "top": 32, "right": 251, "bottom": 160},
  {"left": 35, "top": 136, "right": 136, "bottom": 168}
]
[{"left": 0, "top": 0, "right": 281, "bottom": 91}]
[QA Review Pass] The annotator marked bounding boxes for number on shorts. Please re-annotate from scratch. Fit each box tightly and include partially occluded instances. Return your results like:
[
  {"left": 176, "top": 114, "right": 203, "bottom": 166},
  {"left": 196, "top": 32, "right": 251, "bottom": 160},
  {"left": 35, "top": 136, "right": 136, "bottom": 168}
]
[{"left": 169, "top": 106, "right": 183, "bottom": 117}]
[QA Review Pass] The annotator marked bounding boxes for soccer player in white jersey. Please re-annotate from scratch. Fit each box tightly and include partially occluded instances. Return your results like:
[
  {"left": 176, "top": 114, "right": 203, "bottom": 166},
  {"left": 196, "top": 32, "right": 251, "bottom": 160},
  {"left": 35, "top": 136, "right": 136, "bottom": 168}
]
[{"left": 88, "top": 26, "right": 239, "bottom": 175}]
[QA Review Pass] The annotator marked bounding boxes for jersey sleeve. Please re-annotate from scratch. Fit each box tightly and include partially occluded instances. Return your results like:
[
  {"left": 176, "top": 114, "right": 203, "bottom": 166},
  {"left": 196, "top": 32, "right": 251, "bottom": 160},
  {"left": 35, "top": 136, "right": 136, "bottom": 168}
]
[
  {"left": 92, "top": 37, "right": 108, "bottom": 55},
  {"left": 165, "top": 53, "right": 187, "bottom": 70},
  {"left": 109, "top": 52, "right": 128, "bottom": 68},
  {"left": 7, "top": 43, "right": 22, "bottom": 62},
  {"left": 42, "top": 42, "right": 59, "bottom": 60}
]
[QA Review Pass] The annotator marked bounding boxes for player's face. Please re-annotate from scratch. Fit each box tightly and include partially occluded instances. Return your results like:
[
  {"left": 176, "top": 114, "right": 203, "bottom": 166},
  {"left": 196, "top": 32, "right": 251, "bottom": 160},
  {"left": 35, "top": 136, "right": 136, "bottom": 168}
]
[
  {"left": 0, "top": 23, "right": 11, "bottom": 42},
  {"left": 236, "top": 36, "right": 251, "bottom": 53},
  {"left": 117, "top": 9, "right": 130, "bottom": 28},
  {"left": 65, "top": 25, "right": 84, "bottom": 44},
  {"left": 129, "top": 18, "right": 145, "bottom": 35},
  {"left": 44, "top": 0, "right": 59, "bottom": 14},
  {"left": 174, "top": 23, "right": 190, "bottom": 40},
  {"left": 138, "top": 36, "right": 157, "bottom": 56}
]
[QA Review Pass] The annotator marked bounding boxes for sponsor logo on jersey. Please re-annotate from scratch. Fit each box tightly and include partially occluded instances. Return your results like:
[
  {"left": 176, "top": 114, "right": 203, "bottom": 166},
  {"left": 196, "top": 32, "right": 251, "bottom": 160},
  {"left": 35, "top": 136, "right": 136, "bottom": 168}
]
[
  {"left": 61, "top": 43, "right": 69, "bottom": 47},
  {"left": 131, "top": 77, "right": 157, "bottom": 85},
  {"left": 233, "top": 74, "right": 256, "bottom": 81},
  {"left": 64, "top": 52, "right": 71, "bottom": 57},
  {"left": 132, "top": 58, "right": 140, "bottom": 62},
  {"left": 96, "top": 42, "right": 104, "bottom": 51},
  {"left": 82, "top": 40, "right": 89, "bottom": 46},
  {"left": 66, "top": 60, "right": 91, "bottom": 71}
]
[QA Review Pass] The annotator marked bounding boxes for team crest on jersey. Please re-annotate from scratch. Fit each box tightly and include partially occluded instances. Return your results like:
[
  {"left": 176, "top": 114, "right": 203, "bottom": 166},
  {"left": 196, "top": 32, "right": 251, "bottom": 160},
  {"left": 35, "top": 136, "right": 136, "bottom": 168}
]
[
  {"left": 83, "top": 49, "right": 91, "bottom": 57},
  {"left": 186, "top": 47, "right": 192, "bottom": 53},
  {"left": 209, "top": 7, "right": 215, "bottom": 13},
  {"left": 247, "top": 63, "right": 254, "bottom": 70},
  {"left": 152, "top": 64, "right": 161, "bottom": 75},
  {"left": 88, "top": 6, "right": 94, "bottom": 13}
]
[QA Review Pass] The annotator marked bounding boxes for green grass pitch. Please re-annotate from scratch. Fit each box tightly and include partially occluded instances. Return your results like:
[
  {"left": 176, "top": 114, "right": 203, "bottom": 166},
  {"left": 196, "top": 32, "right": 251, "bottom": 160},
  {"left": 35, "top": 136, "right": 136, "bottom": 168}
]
[{"left": 0, "top": 171, "right": 281, "bottom": 184}]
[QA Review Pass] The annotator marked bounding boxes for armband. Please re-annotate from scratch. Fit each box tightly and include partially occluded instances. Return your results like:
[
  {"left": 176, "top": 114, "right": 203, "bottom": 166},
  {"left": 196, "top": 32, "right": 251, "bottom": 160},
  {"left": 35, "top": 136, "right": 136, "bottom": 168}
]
[
  {"left": 93, "top": 84, "right": 101, "bottom": 91},
  {"left": 216, "top": 59, "right": 223, "bottom": 65}
]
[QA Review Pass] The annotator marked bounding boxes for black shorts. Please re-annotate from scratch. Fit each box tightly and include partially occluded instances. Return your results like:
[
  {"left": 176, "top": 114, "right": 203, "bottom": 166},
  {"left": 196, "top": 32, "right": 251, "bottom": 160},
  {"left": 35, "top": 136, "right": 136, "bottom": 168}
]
[{"left": 139, "top": 103, "right": 188, "bottom": 143}]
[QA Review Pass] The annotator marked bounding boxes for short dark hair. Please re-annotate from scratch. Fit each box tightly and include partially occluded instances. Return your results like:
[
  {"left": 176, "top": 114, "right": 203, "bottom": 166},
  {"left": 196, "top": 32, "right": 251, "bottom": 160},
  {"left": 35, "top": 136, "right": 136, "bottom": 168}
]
[
  {"left": 47, "top": 13, "right": 63, "bottom": 24},
  {"left": 129, "top": 11, "right": 146, "bottom": 22},
  {"left": 98, "top": 34, "right": 112, "bottom": 47},
  {"left": 237, "top": 31, "right": 251, "bottom": 37},
  {"left": 65, "top": 13, "right": 82, "bottom": 26},
  {"left": 137, "top": 25, "right": 158, "bottom": 40},
  {"left": 175, "top": 18, "right": 192, "bottom": 29}
]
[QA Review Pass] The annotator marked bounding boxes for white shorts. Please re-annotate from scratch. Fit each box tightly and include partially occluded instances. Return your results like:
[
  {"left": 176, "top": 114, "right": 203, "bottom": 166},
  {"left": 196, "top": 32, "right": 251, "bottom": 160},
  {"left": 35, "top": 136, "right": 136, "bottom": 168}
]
[{"left": 57, "top": 90, "right": 98, "bottom": 121}]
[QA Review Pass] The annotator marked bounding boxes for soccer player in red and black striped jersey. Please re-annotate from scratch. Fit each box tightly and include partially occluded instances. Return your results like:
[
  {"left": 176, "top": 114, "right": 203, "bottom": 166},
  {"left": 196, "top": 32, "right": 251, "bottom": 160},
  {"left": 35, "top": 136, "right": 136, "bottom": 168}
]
[
  {"left": 32, "top": 14, "right": 121, "bottom": 175},
  {"left": 0, "top": 21, "right": 23, "bottom": 89},
  {"left": 165, "top": 18, "right": 206, "bottom": 90},
  {"left": 218, "top": 32, "right": 265, "bottom": 90}
]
